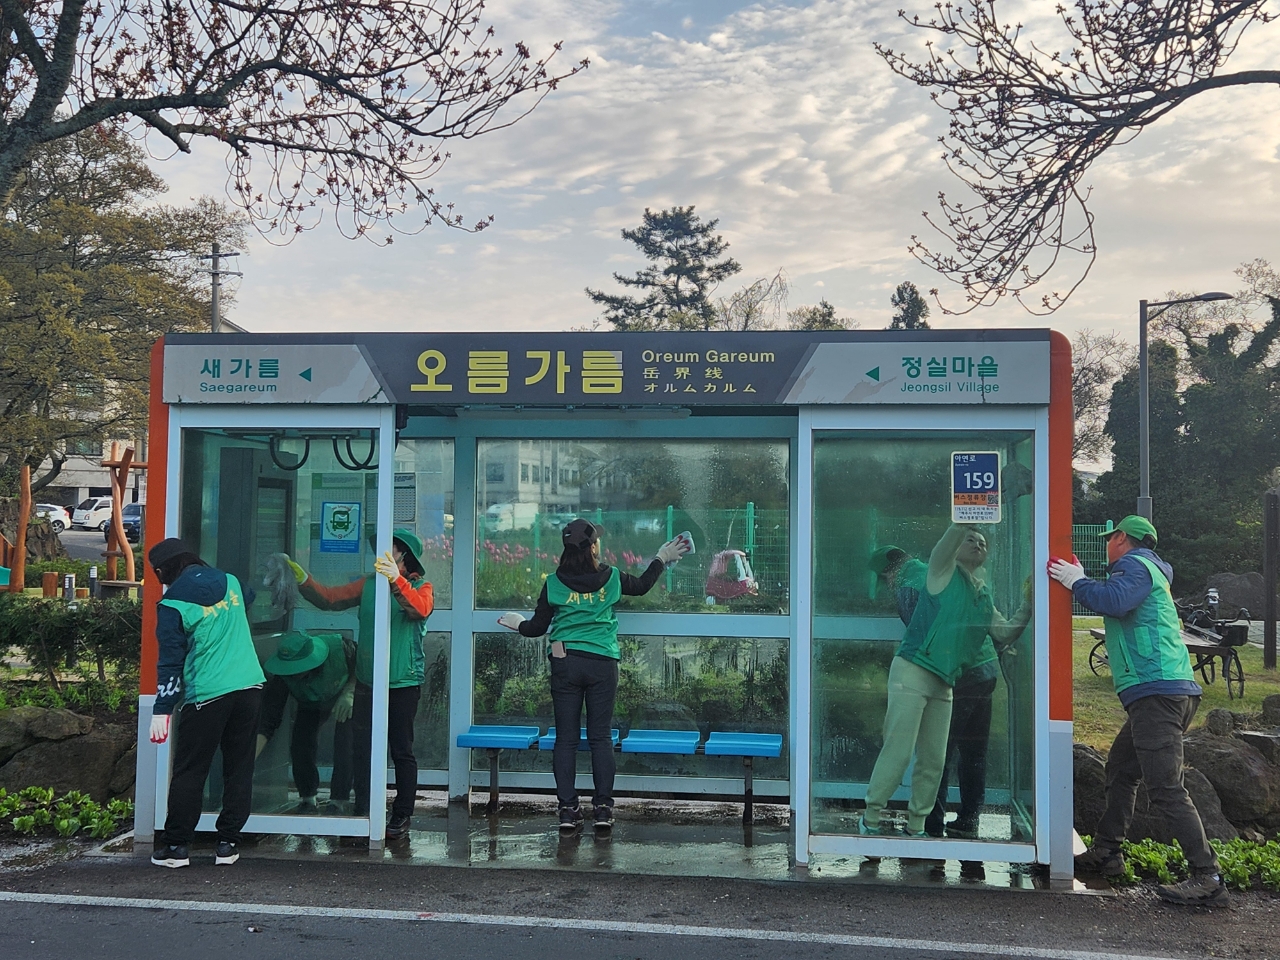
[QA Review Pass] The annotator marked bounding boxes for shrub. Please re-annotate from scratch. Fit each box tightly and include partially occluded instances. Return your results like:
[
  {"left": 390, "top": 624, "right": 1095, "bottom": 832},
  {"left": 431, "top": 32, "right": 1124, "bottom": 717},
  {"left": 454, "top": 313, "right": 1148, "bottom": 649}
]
[{"left": 0, "top": 593, "right": 141, "bottom": 685}]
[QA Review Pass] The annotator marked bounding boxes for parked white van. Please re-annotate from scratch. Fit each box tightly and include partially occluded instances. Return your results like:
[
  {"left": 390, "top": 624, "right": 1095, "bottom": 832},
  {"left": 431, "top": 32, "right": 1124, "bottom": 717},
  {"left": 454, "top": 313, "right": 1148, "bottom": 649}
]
[{"left": 72, "top": 496, "right": 114, "bottom": 531}]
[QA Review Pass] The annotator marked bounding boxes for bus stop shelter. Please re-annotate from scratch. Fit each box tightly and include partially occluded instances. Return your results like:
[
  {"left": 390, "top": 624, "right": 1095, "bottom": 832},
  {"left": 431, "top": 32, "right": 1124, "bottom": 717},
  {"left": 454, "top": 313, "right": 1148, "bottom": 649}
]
[{"left": 133, "top": 328, "right": 1075, "bottom": 879}]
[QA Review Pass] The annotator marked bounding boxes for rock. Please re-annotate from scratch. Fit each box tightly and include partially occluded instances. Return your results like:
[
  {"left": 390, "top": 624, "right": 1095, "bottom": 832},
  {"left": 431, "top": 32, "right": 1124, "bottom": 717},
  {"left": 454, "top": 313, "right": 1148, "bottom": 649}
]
[
  {"left": 1239, "top": 731, "right": 1280, "bottom": 765},
  {"left": 1073, "top": 742, "right": 1108, "bottom": 837},
  {"left": 1128, "top": 768, "right": 1238, "bottom": 843},
  {"left": 1203, "top": 708, "right": 1236, "bottom": 737},
  {"left": 1204, "top": 571, "right": 1267, "bottom": 617},
  {"left": 0, "top": 706, "right": 43, "bottom": 763},
  {"left": 25, "top": 707, "right": 93, "bottom": 741},
  {"left": 0, "top": 726, "right": 133, "bottom": 801},
  {"left": 1262, "top": 694, "right": 1280, "bottom": 729},
  {"left": 108, "top": 744, "right": 137, "bottom": 797},
  {"left": 1183, "top": 730, "right": 1280, "bottom": 824}
]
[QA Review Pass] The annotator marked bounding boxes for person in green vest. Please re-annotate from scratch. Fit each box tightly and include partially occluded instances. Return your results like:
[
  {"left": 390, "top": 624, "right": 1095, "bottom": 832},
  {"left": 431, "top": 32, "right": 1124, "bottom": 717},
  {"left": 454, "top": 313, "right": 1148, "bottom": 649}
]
[
  {"left": 256, "top": 632, "right": 357, "bottom": 814},
  {"left": 861, "top": 524, "right": 1031, "bottom": 838},
  {"left": 287, "top": 529, "right": 434, "bottom": 839},
  {"left": 147, "top": 537, "right": 266, "bottom": 869},
  {"left": 497, "top": 518, "right": 690, "bottom": 831},
  {"left": 1050, "top": 515, "right": 1226, "bottom": 906}
]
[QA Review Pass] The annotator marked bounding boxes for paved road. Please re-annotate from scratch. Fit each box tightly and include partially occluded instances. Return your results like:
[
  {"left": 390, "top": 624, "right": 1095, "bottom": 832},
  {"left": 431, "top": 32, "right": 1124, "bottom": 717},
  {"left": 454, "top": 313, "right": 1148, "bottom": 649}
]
[
  {"left": 1, "top": 854, "right": 1274, "bottom": 960},
  {"left": 58, "top": 527, "right": 114, "bottom": 562}
]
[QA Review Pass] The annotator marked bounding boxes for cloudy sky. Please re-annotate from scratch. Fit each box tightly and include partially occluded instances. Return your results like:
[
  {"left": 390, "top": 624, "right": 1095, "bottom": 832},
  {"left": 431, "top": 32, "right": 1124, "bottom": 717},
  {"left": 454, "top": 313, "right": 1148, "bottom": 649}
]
[{"left": 160, "top": 0, "right": 1280, "bottom": 340}]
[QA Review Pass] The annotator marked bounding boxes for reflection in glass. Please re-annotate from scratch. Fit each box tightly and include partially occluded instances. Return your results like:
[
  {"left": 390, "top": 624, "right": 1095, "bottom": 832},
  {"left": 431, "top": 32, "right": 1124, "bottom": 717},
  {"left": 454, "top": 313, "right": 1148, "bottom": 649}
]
[
  {"left": 394, "top": 440, "right": 455, "bottom": 609},
  {"left": 474, "top": 439, "right": 790, "bottom": 614},
  {"left": 181, "top": 428, "right": 381, "bottom": 817},
  {"left": 810, "top": 431, "right": 1036, "bottom": 843},
  {"left": 472, "top": 633, "right": 788, "bottom": 780}
]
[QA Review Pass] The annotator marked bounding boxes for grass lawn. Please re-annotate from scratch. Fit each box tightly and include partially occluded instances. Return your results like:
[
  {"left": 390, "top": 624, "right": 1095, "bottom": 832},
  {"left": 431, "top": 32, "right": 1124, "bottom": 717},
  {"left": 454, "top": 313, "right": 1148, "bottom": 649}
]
[{"left": 1072, "top": 617, "right": 1280, "bottom": 752}]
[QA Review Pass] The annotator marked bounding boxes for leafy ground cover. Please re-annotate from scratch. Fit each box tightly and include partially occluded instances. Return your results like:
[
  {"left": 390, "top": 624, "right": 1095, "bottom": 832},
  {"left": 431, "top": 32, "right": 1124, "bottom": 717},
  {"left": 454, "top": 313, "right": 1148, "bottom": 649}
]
[
  {"left": 0, "top": 787, "right": 133, "bottom": 843},
  {"left": 1082, "top": 834, "right": 1280, "bottom": 892}
]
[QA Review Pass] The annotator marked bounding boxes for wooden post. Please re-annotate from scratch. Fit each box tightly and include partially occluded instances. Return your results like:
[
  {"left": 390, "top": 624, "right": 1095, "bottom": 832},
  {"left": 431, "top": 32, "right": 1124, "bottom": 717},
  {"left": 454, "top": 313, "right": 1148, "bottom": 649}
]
[
  {"left": 101, "top": 442, "right": 145, "bottom": 584},
  {"left": 9, "top": 465, "right": 30, "bottom": 593}
]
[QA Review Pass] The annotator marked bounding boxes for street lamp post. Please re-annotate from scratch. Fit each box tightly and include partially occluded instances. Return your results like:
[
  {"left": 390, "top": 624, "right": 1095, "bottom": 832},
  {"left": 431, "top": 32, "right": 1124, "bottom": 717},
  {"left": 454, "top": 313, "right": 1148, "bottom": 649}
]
[{"left": 1137, "top": 291, "right": 1234, "bottom": 520}]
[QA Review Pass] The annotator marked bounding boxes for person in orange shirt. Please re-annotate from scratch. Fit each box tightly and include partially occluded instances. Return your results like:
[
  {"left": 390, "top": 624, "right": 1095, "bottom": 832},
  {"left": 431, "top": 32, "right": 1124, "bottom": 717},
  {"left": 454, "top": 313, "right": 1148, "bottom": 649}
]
[{"left": 286, "top": 529, "right": 433, "bottom": 839}]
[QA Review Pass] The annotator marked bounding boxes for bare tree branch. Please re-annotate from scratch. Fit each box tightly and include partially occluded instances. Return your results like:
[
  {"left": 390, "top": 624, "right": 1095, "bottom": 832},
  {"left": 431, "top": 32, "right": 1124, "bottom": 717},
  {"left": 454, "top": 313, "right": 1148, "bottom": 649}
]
[{"left": 876, "top": 1, "right": 1277, "bottom": 313}]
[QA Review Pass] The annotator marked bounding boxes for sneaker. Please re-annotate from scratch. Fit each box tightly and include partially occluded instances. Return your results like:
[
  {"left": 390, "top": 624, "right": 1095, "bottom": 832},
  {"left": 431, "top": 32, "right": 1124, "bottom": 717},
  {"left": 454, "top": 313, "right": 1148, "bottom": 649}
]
[
  {"left": 1075, "top": 844, "right": 1125, "bottom": 877},
  {"left": 385, "top": 815, "right": 412, "bottom": 840},
  {"left": 593, "top": 805, "right": 614, "bottom": 830},
  {"left": 214, "top": 841, "right": 239, "bottom": 865},
  {"left": 857, "top": 815, "right": 880, "bottom": 836},
  {"left": 151, "top": 844, "right": 190, "bottom": 868},
  {"left": 294, "top": 797, "right": 318, "bottom": 815},
  {"left": 1157, "top": 873, "right": 1229, "bottom": 907},
  {"left": 946, "top": 821, "right": 979, "bottom": 840},
  {"left": 558, "top": 804, "right": 584, "bottom": 832}
]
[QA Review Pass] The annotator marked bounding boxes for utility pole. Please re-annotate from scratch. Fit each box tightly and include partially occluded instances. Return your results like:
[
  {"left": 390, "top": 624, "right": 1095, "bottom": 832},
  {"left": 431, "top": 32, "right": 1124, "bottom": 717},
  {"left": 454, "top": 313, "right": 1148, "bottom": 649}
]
[
  {"left": 199, "top": 242, "right": 242, "bottom": 333},
  {"left": 1265, "top": 487, "right": 1278, "bottom": 671}
]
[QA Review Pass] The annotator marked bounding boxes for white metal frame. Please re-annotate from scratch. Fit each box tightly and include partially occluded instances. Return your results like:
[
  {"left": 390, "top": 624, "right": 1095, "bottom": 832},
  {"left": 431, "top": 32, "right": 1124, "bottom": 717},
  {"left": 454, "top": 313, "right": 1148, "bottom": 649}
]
[
  {"left": 794, "top": 405, "right": 1051, "bottom": 866},
  {"left": 152, "top": 403, "right": 396, "bottom": 843}
]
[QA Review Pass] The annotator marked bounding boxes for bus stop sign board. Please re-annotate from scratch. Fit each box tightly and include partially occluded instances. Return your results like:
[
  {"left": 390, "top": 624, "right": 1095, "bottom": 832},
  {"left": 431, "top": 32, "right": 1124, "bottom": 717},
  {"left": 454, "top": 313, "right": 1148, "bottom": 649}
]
[{"left": 952, "top": 451, "right": 1001, "bottom": 524}]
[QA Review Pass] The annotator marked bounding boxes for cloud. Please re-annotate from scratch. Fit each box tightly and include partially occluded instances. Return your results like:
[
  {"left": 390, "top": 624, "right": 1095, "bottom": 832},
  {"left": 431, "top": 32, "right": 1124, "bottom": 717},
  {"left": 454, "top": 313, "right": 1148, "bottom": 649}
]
[{"left": 146, "top": 0, "right": 1280, "bottom": 338}]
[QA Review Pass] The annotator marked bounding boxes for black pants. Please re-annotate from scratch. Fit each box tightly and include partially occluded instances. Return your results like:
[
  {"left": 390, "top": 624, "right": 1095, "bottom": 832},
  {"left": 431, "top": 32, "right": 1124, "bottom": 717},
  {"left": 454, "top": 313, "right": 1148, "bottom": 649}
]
[
  {"left": 925, "top": 676, "right": 996, "bottom": 836},
  {"left": 352, "top": 683, "right": 420, "bottom": 819},
  {"left": 162, "top": 686, "right": 262, "bottom": 846},
  {"left": 550, "top": 654, "right": 618, "bottom": 808},
  {"left": 1095, "top": 694, "right": 1218, "bottom": 873},
  {"left": 258, "top": 676, "right": 354, "bottom": 802}
]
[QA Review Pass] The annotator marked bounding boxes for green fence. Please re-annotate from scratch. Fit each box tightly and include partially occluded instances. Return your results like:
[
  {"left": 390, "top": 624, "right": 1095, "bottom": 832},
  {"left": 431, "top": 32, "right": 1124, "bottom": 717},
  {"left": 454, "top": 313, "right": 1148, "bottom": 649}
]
[{"left": 1071, "top": 522, "right": 1113, "bottom": 616}]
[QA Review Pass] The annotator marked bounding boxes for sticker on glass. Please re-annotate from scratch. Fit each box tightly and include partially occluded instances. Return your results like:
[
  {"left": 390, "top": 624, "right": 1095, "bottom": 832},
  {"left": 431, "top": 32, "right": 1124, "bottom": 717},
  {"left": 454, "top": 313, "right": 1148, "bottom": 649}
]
[
  {"left": 952, "top": 451, "right": 1001, "bottom": 524},
  {"left": 320, "top": 501, "right": 362, "bottom": 553}
]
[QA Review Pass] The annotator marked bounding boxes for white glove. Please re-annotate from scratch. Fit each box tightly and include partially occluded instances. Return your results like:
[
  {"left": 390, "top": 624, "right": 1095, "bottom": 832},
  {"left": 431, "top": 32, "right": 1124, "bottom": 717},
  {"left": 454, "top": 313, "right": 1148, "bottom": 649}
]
[
  {"left": 332, "top": 686, "right": 355, "bottom": 723},
  {"left": 1047, "top": 558, "right": 1085, "bottom": 590},
  {"left": 497, "top": 612, "right": 525, "bottom": 631},
  {"left": 655, "top": 536, "right": 691, "bottom": 567},
  {"left": 150, "top": 714, "right": 170, "bottom": 744},
  {"left": 373, "top": 551, "right": 399, "bottom": 583}
]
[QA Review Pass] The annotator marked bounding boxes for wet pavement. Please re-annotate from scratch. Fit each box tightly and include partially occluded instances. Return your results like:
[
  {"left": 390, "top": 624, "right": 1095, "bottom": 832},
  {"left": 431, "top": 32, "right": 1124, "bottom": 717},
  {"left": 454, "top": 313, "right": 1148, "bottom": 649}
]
[{"left": 107, "top": 793, "right": 1081, "bottom": 894}]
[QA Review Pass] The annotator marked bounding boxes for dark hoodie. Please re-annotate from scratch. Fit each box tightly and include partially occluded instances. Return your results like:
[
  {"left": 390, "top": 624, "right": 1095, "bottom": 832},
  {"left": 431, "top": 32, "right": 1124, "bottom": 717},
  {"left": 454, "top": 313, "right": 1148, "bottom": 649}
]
[
  {"left": 154, "top": 566, "right": 257, "bottom": 714},
  {"left": 516, "top": 559, "right": 665, "bottom": 658}
]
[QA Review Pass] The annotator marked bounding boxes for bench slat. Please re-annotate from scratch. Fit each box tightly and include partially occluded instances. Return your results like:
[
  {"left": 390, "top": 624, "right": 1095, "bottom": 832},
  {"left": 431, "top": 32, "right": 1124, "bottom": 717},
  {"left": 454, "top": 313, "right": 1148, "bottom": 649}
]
[
  {"left": 456, "top": 725, "right": 541, "bottom": 749},
  {"left": 620, "top": 729, "right": 700, "bottom": 754},
  {"left": 538, "top": 727, "right": 621, "bottom": 751},
  {"left": 705, "top": 732, "right": 783, "bottom": 758}
]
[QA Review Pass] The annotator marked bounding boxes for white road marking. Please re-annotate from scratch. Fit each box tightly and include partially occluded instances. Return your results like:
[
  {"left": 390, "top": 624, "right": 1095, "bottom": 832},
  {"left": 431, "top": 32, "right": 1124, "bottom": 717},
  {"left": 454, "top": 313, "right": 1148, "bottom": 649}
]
[{"left": 0, "top": 890, "right": 1197, "bottom": 960}]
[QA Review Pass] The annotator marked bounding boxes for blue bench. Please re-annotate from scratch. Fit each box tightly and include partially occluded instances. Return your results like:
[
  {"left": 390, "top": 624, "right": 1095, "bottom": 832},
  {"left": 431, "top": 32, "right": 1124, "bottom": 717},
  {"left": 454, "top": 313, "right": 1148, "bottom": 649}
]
[
  {"left": 538, "top": 727, "right": 621, "bottom": 751},
  {"left": 456, "top": 725, "right": 540, "bottom": 812},
  {"left": 456, "top": 725, "right": 783, "bottom": 822}
]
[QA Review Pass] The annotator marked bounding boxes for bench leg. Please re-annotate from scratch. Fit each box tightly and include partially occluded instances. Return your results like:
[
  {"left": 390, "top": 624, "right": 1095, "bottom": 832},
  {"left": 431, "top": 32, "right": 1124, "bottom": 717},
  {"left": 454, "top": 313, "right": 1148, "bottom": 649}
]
[
  {"left": 743, "top": 756, "right": 754, "bottom": 824},
  {"left": 487, "top": 748, "right": 500, "bottom": 814}
]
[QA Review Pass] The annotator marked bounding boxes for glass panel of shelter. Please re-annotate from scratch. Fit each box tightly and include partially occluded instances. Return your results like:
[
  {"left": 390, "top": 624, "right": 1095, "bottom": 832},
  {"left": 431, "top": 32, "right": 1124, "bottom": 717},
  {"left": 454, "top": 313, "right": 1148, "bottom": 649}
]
[
  {"left": 809, "top": 430, "right": 1036, "bottom": 844},
  {"left": 179, "top": 427, "right": 390, "bottom": 820}
]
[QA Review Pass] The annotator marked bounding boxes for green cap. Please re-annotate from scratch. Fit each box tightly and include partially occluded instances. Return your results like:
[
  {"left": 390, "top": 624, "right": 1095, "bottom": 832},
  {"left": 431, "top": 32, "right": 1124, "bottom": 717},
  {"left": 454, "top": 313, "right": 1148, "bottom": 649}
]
[
  {"left": 1101, "top": 515, "right": 1158, "bottom": 545},
  {"left": 265, "top": 632, "right": 328, "bottom": 676},
  {"left": 869, "top": 545, "right": 907, "bottom": 575}
]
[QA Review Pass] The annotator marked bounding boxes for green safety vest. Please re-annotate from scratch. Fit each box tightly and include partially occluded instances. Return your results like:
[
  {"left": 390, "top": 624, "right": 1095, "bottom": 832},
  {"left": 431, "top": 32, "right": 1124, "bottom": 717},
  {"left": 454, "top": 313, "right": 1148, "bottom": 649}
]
[
  {"left": 278, "top": 633, "right": 350, "bottom": 705},
  {"left": 159, "top": 574, "right": 265, "bottom": 705},
  {"left": 547, "top": 567, "right": 622, "bottom": 659},
  {"left": 896, "top": 567, "right": 994, "bottom": 687},
  {"left": 1103, "top": 554, "right": 1195, "bottom": 696},
  {"left": 356, "top": 577, "right": 427, "bottom": 688}
]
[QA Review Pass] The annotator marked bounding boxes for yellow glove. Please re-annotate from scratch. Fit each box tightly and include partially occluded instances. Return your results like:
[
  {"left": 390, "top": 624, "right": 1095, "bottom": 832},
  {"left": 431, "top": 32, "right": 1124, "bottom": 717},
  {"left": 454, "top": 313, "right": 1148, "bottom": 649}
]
[
  {"left": 332, "top": 686, "right": 355, "bottom": 723},
  {"left": 282, "top": 555, "right": 306, "bottom": 584},
  {"left": 373, "top": 551, "right": 399, "bottom": 583}
]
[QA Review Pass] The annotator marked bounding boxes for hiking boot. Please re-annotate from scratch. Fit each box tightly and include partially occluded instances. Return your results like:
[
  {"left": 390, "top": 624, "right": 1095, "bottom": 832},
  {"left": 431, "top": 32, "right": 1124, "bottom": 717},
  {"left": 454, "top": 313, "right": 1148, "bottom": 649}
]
[
  {"left": 151, "top": 844, "right": 190, "bottom": 868},
  {"left": 214, "top": 841, "right": 239, "bottom": 865},
  {"left": 294, "top": 797, "right": 318, "bottom": 815},
  {"left": 558, "top": 804, "right": 584, "bottom": 832},
  {"left": 593, "top": 805, "right": 614, "bottom": 830},
  {"left": 946, "top": 820, "right": 979, "bottom": 840},
  {"left": 1157, "top": 872, "right": 1229, "bottom": 907},
  {"left": 385, "top": 815, "right": 412, "bottom": 840},
  {"left": 1075, "top": 844, "right": 1125, "bottom": 877}
]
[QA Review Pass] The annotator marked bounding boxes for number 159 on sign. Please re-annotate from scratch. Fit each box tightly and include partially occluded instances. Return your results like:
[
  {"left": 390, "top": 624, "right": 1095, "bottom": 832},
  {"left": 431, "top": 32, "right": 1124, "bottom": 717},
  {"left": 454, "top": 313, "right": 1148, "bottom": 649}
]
[{"left": 952, "top": 451, "right": 1001, "bottom": 524}]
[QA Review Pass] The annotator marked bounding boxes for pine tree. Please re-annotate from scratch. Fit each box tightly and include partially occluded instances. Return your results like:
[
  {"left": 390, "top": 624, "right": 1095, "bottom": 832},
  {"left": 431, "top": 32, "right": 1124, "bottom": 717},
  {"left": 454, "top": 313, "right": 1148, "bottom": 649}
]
[{"left": 888, "top": 282, "right": 931, "bottom": 330}]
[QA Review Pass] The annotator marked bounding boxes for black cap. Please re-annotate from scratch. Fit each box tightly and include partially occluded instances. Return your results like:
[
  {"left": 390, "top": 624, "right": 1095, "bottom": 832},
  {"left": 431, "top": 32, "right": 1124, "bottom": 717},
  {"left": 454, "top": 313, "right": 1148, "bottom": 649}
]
[
  {"left": 148, "top": 537, "right": 194, "bottom": 570},
  {"left": 561, "top": 518, "right": 599, "bottom": 548}
]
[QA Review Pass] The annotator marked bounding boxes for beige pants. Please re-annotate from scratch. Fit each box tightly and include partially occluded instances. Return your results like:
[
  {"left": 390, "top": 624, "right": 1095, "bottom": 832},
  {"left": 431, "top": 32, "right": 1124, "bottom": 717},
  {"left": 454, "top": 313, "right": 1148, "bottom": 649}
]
[{"left": 863, "top": 657, "right": 954, "bottom": 834}]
